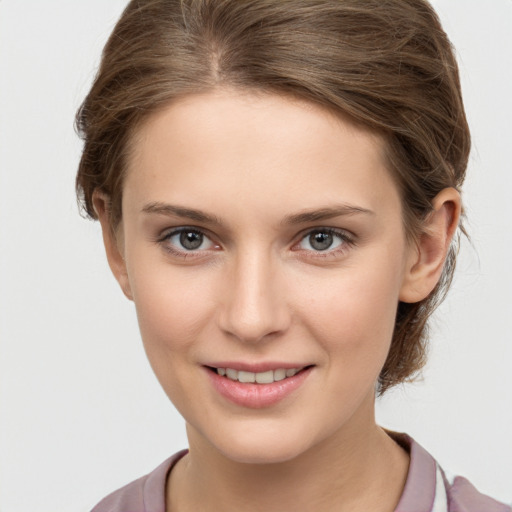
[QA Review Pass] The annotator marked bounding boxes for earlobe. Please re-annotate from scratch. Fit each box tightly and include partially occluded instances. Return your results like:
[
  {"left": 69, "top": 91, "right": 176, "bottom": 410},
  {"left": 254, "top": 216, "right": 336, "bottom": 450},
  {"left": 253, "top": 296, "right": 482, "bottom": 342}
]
[
  {"left": 399, "top": 188, "right": 461, "bottom": 304},
  {"left": 92, "top": 191, "right": 133, "bottom": 301}
]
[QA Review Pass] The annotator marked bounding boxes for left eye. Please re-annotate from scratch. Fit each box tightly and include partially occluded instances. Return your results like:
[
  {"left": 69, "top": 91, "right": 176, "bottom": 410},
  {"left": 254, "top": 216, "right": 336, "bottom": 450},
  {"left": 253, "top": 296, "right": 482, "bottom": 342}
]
[
  {"left": 165, "top": 229, "right": 216, "bottom": 251},
  {"left": 297, "top": 229, "right": 347, "bottom": 252}
]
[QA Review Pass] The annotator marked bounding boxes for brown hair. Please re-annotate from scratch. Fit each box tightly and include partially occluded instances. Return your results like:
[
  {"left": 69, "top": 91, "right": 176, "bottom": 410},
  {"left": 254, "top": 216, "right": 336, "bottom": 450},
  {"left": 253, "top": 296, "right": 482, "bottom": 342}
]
[{"left": 76, "top": 0, "right": 470, "bottom": 394}]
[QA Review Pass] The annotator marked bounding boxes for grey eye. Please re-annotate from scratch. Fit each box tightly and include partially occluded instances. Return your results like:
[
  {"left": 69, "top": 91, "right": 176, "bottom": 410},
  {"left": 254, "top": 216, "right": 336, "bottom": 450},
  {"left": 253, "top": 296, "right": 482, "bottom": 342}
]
[
  {"left": 309, "top": 232, "right": 334, "bottom": 251},
  {"left": 161, "top": 227, "right": 218, "bottom": 255},
  {"left": 309, "top": 233, "right": 334, "bottom": 251},
  {"left": 179, "top": 230, "right": 204, "bottom": 250},
  {"left": 297, "top": 229, "right": 345, "bottom": 252}
]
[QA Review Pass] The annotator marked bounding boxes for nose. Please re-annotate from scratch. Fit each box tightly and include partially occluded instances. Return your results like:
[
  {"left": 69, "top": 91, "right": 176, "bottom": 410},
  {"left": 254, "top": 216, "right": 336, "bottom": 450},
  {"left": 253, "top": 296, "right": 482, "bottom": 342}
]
[{"left": 217, "top": 248, "right": 291, "bottom": 344}]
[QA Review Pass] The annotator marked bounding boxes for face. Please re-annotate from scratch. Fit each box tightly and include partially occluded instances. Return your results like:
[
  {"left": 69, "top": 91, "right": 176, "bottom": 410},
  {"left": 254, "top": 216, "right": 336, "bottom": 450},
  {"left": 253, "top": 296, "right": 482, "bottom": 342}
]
[{"left": 113, "top": 90, "right": 418, "bottom": 464}]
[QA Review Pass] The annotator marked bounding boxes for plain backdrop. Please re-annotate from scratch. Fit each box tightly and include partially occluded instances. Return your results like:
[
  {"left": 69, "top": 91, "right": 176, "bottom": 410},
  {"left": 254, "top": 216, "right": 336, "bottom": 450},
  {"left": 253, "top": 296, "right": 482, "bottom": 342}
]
[{"left": 0, "top": 1, "right": 511, "bottom": 510}]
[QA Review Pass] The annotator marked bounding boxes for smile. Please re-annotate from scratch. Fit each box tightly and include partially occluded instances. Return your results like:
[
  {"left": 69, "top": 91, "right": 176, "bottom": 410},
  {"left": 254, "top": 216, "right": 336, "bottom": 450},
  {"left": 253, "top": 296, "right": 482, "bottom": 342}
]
[
  {"left": 206, "top": 365, "right": 314, "bottom": 408},
  {"left": 215, "top": 367, "right": 303, "bottom": 384}
]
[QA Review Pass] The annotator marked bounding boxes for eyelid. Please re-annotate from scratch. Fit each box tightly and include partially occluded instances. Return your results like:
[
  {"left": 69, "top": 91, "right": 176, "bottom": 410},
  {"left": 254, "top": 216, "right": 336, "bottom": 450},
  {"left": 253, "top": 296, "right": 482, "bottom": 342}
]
[
  {"left": 157, "top": 226, "right": 221, "bottom": 256},
  {"left": 291, "top": 227, "right": 356, "bottom": 254},
  {"left": 154, "top": 225, "right": 355, "bottom": 259}
]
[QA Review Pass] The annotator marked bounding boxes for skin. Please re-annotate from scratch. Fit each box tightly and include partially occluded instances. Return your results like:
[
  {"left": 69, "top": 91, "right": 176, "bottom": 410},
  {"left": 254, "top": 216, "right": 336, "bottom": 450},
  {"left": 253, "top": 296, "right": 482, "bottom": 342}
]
[{"left": 95, "top": 89, "right": 460, "bottom": 512}]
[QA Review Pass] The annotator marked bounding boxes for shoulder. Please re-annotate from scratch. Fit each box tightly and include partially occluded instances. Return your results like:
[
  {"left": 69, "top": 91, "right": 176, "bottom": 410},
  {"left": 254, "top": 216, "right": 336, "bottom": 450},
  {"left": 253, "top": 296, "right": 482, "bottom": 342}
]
[
  {"left": 389, "top": 432, "right": 511, "bottom": 512},
  {"left": 444, "top": 473, "right": 511, "bottom": 512},
  {"left": 90, "top": 450, "right": 188, "bottom": 512}
]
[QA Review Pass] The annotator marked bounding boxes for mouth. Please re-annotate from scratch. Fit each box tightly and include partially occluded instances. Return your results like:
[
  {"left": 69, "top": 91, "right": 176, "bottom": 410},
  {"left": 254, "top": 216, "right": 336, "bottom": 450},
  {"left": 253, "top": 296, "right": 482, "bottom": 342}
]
[
  {"left": 206, "top": 365, "right": 313, "bottom": 384},
  {"left": 205, "top": 364, "right": 314, "bottom": 408}
]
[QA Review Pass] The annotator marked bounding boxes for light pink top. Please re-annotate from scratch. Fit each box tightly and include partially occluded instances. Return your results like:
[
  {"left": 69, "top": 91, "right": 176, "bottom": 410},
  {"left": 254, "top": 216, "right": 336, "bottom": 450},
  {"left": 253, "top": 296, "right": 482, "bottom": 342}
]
[{"left": 91, "top": 433, "right": 511, "bottom": 512}]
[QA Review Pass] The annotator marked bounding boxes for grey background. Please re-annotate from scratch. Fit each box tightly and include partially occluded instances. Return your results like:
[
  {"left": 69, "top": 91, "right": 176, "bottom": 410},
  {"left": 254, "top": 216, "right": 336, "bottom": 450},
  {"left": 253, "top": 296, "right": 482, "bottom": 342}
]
[{"left": 1, "top": 1, "right": 511, "bottom": 510}]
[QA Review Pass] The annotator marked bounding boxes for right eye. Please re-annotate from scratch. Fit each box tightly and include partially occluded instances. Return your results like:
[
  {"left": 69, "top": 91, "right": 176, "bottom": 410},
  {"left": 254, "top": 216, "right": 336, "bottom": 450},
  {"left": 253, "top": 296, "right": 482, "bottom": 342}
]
[{"left": 159, "top": 227, "right": 219, "bottom": 255}]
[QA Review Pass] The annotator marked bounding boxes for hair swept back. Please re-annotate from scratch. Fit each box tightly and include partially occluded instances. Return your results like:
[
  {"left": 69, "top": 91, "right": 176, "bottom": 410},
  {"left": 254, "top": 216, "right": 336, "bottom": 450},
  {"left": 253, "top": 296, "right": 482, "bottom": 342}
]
[{"left": 76, "top": 0, "right": 470, "bottom": 394}]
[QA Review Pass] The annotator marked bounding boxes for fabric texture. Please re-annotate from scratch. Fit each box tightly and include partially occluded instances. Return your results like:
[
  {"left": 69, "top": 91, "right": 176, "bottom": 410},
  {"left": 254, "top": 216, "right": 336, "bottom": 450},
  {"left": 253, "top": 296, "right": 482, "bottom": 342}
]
[{"left": 90, "top": 435, "right": 510, "bottom": 512}]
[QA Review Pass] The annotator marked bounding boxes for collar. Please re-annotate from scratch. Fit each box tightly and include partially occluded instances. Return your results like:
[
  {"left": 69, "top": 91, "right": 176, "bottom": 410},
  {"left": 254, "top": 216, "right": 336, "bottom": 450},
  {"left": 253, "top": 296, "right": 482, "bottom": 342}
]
[
  {"left": 390, "top": 432, "right": 443, "bottom": 512},
  {"left": 141, "top": 434, "right": 443, "bottom": 512}
]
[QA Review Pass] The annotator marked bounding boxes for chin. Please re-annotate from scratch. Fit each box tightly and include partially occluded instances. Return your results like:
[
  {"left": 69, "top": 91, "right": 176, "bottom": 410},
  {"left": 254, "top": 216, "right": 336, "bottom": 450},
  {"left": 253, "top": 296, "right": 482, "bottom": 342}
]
[
  {"left": 218, "top": 440, "right": 310, "bottom": 465},
  {"left": 204, "top": 420, "right": 318, "bottom": 465}
]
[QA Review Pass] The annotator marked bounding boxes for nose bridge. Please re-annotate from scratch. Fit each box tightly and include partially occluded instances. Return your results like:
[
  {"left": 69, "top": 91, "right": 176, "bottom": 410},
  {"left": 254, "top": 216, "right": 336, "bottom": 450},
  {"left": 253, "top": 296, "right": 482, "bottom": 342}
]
[{"left": 219, "top": 245, "right": 289, "bottom": 343}]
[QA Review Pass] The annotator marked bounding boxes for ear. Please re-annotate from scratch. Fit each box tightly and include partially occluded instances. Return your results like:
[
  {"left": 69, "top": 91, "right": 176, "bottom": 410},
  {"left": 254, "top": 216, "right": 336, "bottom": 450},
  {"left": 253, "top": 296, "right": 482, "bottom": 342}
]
[
  {"left": 399, "top": 187, "right": 461, "bottom": 303},
  {"left": 92, "top": 191, "right": 133, "bottom": 301}
]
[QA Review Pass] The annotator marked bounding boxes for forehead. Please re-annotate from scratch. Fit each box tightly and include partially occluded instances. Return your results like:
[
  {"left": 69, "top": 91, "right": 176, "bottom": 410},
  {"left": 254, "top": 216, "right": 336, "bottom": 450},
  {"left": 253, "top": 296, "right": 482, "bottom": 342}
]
[{"left": 123, "top": 89, "right": 401, "bottom": 221}]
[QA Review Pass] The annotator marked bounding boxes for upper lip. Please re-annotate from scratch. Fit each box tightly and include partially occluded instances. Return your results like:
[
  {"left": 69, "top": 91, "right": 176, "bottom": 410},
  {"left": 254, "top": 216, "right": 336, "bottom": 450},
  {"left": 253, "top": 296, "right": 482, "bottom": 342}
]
[{"left": 203, "top": 361, "right": 312, "bottom": 373}]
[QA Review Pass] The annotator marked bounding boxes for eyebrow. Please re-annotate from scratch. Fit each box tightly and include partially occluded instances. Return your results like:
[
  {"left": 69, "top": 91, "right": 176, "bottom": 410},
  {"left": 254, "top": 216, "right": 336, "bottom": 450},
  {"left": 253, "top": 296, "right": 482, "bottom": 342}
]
[
  {"left": 142, "top": 202, "right": 224, "bottom": 226},
  {"left": 282, "top": 205, "right": 374, "bottom": 225},
  {"left": 141, "top": 202, "right": 374, "bottom": 227}
]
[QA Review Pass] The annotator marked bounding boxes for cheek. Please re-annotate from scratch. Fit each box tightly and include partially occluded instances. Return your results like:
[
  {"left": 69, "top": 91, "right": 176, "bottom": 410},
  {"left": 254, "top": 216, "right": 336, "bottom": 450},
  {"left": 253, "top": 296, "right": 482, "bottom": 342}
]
[
  {"left": 128, "top": 267, "right": 220, "bottom": 416},
  {"left": 126, "top": 253, "right": 218, "bottom": 386},
  {"left": 133, "top": 270, "right": 213, "bottom": 349},
  {"left": 295, "top": 258, "right": 403, "bottom": 368}
]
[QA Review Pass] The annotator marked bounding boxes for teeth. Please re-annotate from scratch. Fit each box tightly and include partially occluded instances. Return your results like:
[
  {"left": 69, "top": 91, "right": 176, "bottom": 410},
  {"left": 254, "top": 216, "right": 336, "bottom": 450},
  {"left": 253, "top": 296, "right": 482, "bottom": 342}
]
[
  {"left": 255, "top": 370, "right": 274, "bottom": 384},
  {"left": 216, "top": 367, "right": 303, "bottom": 383},
  {"left": 273, "top": 368, "right": 286, "bottom": 381},
  {"left": 238, "top": 371, "right": 256, "bottom": 383},
  {"left": 226, "top": 368, "right": 238, "bottom": 380}
]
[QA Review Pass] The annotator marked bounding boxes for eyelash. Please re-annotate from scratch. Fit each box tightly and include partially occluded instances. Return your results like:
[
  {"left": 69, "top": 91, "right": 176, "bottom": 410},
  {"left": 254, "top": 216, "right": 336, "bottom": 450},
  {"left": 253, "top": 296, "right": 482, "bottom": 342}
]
[
  {"left": 156, "top": 226, "right": 355, "bottom": 259},
  {"left": 157, "top": 227, "right": 219, "bottom": 258},
  {"left": 292, "top": 228, "right": 355, "bottom": 258}
]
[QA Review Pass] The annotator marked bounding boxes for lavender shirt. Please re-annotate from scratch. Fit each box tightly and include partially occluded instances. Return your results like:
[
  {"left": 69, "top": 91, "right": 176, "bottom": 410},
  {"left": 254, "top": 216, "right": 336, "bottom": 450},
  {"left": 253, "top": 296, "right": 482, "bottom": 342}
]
[{"left": 91, "top": 433, "right": 510, "bottom": 512}]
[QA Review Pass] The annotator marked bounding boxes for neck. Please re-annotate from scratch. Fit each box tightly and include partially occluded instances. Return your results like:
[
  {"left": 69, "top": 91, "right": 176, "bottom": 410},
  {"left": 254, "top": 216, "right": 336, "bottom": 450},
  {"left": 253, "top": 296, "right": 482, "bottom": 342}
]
[{"left": 167, "top": 403, "right": 409, "bottom": 512}]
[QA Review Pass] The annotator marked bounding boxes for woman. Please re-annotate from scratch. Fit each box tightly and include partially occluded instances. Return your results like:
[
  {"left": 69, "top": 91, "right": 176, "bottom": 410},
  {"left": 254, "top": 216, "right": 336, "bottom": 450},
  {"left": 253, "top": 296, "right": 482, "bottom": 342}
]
[{"left": 75, "top": 1, "right": 510, "bottom": 510}]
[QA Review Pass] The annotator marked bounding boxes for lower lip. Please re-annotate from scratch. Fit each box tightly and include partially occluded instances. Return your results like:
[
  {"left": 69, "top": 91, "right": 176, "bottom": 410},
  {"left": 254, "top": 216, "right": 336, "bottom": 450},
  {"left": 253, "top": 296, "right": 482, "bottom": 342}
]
[{"left": 205, "top": 367, "right": 313, "bottom": 409}]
